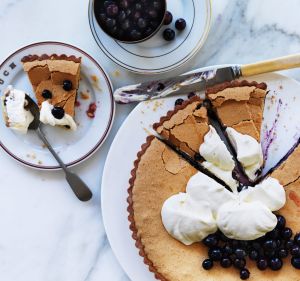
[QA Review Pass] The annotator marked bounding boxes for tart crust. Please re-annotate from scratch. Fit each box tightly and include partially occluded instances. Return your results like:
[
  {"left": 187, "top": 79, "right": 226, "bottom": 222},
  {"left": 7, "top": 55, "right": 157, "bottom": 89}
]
[{"left": 128, "top": 138, "right": 300, "bottom": 281}]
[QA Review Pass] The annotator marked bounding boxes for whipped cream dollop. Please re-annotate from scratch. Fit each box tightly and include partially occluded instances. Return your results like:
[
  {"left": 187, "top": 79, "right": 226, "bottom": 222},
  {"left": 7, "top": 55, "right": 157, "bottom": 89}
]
[
  {"left": 200, "top": 126, "right": 238, "bottom": 192},
  {"left": 161, "top": 193, "right": 217, "bottom": 245},
  {"left": 161, "top": 172, "right": 286, "bottom": 244},
  {"left": 1, "top": 85, "right": 34, "bottom": 134},
  {"left": 226, "top": 127, "right": 263, "bottom": 180},
  {"left": 40, "top": 101, "right": 77, "bottom": 131}
]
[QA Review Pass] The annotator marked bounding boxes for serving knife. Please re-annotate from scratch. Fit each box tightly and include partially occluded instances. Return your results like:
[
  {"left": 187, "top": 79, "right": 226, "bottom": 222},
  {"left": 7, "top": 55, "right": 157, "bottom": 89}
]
[{"left": 114, "top": 53, "right": 300, "bottom": 104}]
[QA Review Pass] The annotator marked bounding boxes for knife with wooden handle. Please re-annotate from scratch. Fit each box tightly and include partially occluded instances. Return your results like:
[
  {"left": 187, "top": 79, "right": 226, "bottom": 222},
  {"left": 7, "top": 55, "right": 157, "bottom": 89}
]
[{"left": 114, "top": 53, "right": 300, "bottom": 104}]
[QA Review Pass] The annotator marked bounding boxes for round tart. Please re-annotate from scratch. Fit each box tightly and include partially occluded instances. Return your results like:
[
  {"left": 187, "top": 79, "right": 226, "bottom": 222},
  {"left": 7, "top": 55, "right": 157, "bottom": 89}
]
[{"left": 128, "top": 81, "right": 300, "bottom": 281}]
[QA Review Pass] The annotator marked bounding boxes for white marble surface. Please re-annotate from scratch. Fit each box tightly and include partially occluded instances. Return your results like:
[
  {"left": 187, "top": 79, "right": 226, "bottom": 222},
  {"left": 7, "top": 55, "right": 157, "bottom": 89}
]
[{"left": 1, "top": 0, "right": 300, "bottom": 280}]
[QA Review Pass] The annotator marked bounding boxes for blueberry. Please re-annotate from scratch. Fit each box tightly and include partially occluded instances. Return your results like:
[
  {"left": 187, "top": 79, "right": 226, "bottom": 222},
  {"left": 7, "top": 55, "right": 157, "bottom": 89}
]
[
  {"left": 117, "top": 10, "right": 126, "bottom": 23},
  {"left": 217, "top": 231, "right": 229, "bottom": 242},
  {"left": 276, "top": 215, "right": 286, "bottom": 229},
  {"left": 175, "top": 18, "right": 186, "bottom": 31},
  {"left": 98, "top": 12, "right": 107, "bottom": 23},
  {"left": 164, "top": 11, "right": 173, "bottom": 25},
  {"left": 220, "top": 257, "right": 232, "bottom": 268},
  {"left": 148, "top": 9, "right": 158, "bottom": 19},
  {"left": 249, "top": 249, "right": 259, "bottom": 261},
  {"left": 63, "top": 80, "right": 73, "bottom": 91},
  {"left": 175, "top": 98, "right": 184, "bottom": 106},
  {"left": 51, "top": 106, "right": 65, "bottom": 119},
  {"left": 153, "top": 1, "right": 162, "bottom": 9},
  {"left": 291, "top": 257, "right": 300, "bottom": 269},
  {"left": 119, "top": 0, "right": 129, "bottom": 9},
  {"left": 240, "top": 268, "right": 250, "bottom": 280},
  {"left": 230, "top": 240, "right": 240, "bottom": 249},
  {"left": 251, "top": 241, "right": 261, "bottom": 251},
  {"left": 42, "top": 89, "right": 52, "bottom": 99},
  {"left": 203, "top": 234, "right": 218, "bottom": 248},
  {"left": 294, "top": 233, "right": 300, "bottom": 246},
  {"left": 163, "top": 28, "right": 175, "bottom": 41},
  {"left": 157, "top": 83, "right": 165, "bottom": 91},
  {"left": 144, "top": 27, "right": 154, "bottom": 36},
  {"left": 278, "top": 248, "right": 288, "bottom": 258},
  {"left": 121, "top": 19, "right": 131, "bottom": 30},
  {"left": 125, "top": 8, "right": 132, "bottom": 17},
  {"left": 281, "top": 228, "right": 293, "bottom": 240},
  {"left": 291, "top": 245, "right": 300, "bottom": 257},
  {"left": 137, "top": 18, "right": 147, "bottom": 29},
  {"left": 268, "top": 229, "right": 280, "bottom": 239},
  {"left": 235, "top": 249, "right": 246, "bottom": 259},
  {"left": 263, "top": 240, "right": 276, "bottom": 251},
  {"left": 106, "top": 4, "right": 119, "bottom": 17},
  {"left": 132, "top": 11, "right": 142, "bottom": 21},
  {"left": 265, "top": 250, "right": 276, "bottom": 258},
  {"left": 257, "top": 258, "right": 268, "bottom": 270},
  {"left": 202, "top": 259, "right": 213, "bottom": 270},
  {"left": 208, "top": 248, "right": 222, "bottom": 261},
  {"left": 223, "top": 245, "right": 233, "bottom": 256},
  {"left": 106, "top": 17, "right": 117, "bottom": 29},
  {"left": 286, "top": 239, "right": 294, "bottom": 250},
  {"left": 103, "top": 1, "right": 113, "bottom": 8},
  {"left": 150, "top": 20, "right": 159, "bottom": 28},
  {"left": 269, "top": 257, "right": 283, "bottom": 271},
  {"left": 188, "top": 92, "right": 195, "bottom": 99},
  {"left": 135, "top": 3, "right": 143, "bottom": 10},
  {"left": 130, "top": 29, "right": 142, "bottom": 40},
  {"left": 233, "top": 258, "right": 246, "bottom": 269}
]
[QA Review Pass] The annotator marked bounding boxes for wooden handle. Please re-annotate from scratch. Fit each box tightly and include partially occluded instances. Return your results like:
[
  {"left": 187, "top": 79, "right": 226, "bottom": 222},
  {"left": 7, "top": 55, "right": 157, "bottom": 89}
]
[{"left": 241, "top": 53, "right": 300, "bottom": 77}]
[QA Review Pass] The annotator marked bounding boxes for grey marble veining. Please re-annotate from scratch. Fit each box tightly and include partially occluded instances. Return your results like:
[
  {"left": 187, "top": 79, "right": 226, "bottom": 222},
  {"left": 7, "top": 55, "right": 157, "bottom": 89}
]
[{"left": 1, "top": 0, "right": 300, "bottom": 280}]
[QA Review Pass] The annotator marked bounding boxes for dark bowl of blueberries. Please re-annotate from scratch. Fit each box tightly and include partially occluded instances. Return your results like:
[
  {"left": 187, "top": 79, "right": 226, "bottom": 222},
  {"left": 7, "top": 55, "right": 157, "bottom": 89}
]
[{"left": 94, "top": 0, "right": 167, "bottom": 43}]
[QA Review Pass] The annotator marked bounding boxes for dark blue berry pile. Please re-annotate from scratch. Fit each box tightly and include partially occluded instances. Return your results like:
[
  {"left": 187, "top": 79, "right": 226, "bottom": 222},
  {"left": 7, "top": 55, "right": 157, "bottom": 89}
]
[
  {"left": 95, "top": 0, "right": 166, "bottom": 42},
  {"left": 202, "top": 215, "right": 300, "bottom": 279}
]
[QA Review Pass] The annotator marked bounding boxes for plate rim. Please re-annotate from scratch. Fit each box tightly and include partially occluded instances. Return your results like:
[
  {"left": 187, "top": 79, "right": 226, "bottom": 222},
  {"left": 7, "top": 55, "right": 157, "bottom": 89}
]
[
  {"left": 101, "top": 66, "right": 300, "bottom": 280},
  {"left": 88, "top": 0, "right": 212, "bottom": 75},
  {"left": 0, "top": 41, "right": 115, "bottom": 171}
]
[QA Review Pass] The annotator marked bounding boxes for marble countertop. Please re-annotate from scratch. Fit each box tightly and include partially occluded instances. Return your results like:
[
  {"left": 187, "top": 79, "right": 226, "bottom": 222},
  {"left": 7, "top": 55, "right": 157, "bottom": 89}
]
[{"left": 1, "top": 0, "right": 300, "bottom": 280}]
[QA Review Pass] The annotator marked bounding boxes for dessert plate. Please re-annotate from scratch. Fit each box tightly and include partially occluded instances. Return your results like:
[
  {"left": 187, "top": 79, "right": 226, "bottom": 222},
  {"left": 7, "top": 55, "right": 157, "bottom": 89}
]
[
  {"left": 101, "top": 67, "right": 300, "bottom": 281},
  {"left": 88, "top": 0, "right": 212, "bottom": 74},
  {"left": 0, "top": 42, "right": 115, "bottom": 170}
]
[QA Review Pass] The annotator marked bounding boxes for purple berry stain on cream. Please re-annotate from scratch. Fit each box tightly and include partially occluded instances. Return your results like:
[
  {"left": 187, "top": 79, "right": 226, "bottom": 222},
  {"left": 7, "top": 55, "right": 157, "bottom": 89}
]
[{"left": 262, "top": 98, "right": 283, "bottom": 160}]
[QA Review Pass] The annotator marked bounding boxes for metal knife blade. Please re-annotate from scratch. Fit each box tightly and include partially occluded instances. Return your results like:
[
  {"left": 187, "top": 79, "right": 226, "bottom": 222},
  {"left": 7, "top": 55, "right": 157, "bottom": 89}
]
[{"left": 114, "top": 65, "right": 242, "bottom": 104}]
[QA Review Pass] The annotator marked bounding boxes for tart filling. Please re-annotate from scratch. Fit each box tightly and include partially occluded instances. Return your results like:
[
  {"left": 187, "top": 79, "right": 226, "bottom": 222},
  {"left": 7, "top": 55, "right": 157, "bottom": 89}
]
[{"left": 1, "top": 85, "right": 34, "bottom": 134}]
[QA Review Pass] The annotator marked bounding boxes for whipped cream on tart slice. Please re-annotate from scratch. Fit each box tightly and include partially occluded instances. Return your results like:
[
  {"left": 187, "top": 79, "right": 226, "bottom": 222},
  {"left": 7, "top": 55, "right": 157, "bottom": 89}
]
[
  {"left": 22, "top": 54, "right": 81, "bottom": 130},
  {"left": 206, "top": 80, "right": 268, "bottom": 182},
  {"left": 1, "top": 85, "right": 34, "bottom": 134}
]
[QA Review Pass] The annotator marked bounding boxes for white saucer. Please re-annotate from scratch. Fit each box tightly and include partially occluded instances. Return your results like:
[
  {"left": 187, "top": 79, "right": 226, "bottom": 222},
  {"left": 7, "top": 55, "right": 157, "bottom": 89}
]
[
  {"left": 88, "top": 0, "right": 212, "bottom": 74},
  {"left": 101, "top": 68, "right": 300, "bottom": 280},
  {"left": 0, "top": 42, "right": 115, "bottom": 170}
]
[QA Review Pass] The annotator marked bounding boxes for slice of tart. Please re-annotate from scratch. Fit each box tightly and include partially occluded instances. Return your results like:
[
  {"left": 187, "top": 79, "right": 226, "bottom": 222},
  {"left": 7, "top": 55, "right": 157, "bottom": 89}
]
[
  {"left": 153, "top": 96, "right": 209, "bottom": 158},
  {"left": 153, "top": 96, "right": 239, "bottom": 192},
  {"left": 22, "top": 54, "right": 81, "bottom": 130},
  {"left": 128, "top": 136, "right": 300, "bottom": 281},
  {"left": 206, "top": 80, "right": 268, "bottom": 181}
]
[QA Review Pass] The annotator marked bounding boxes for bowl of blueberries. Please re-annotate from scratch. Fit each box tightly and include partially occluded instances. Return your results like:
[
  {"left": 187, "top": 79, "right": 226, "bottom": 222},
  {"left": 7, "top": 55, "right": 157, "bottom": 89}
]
[{"left": 94, "top": 0, "right": 187, "bottom": 43}]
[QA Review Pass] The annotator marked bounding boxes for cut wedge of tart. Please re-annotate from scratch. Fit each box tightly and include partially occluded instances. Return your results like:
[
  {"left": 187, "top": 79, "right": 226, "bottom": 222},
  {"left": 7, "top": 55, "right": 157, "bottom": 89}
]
[
  {"left": 22, "top": 54, "right": 81, "bottom": 130},
  {"left": 206, "top": 81, "right": 268, "bottom": 182}
]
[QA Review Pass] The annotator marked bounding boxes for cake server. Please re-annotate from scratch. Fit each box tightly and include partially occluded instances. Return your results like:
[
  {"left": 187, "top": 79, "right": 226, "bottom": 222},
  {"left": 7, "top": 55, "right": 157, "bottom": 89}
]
[
  {"left": 114, "top": 53, "right": 300, "bottom": 104},
  {"left": 25, "top": 94, "right": 93, "bottom": 202}
]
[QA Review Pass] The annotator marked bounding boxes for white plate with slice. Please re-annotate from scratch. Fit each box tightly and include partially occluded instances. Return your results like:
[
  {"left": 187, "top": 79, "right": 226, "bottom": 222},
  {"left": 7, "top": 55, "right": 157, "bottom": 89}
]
[
  {"left": 101, "top": 67, "right": 300, "bottom": 281},
  {"left": 88, "top": 0, "right": 212, "bottom": 74},
  {"left": 0, "top": 41, "right": 115, "bottom": 170}
]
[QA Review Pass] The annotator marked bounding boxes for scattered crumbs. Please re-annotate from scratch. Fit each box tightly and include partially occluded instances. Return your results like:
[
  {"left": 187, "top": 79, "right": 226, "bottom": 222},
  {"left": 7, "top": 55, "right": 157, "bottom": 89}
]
[
  {"left": 87, "top": 102, "right": 97, "bottom": 118},
  {"left": 145, "top": 100, "right": 151, "bottom": 105},
  {"left": 42, "top": 144, "right": 47, "bottom": 149},
  {"left": 143, "top": 127, "right": 152, "bottom": 136},
  {"left": 152, "top": 100, "right": 164, "bottom": 112},
  {"left": 75, "top": 100, "right": 81, "bottom": 107},
  {"left": 26, "top": 152, "right": 36, "bottom": 159},
  {"left": 38, "top": 160, "right": 43, "bottom": 165},
  {"left": 279, "top": 85, "right": 283, "bottom": 90},
  {"left": 270, "top": 95, "right": 276, "bottom": 105},
  {"left": 112, "top": 69, "right": 121, "bottom": 77},
  {"left": 141, "top": 110, "right": 145, "bottom": 114},
  {"left": 267, "top": 105, "right": 271, "bottom": 110},
  {"left": 80, "top": 91, "right": 90, "bottom": 100},
  {"left": 91, "top": 75, "right": 102, "bottom": 91}
]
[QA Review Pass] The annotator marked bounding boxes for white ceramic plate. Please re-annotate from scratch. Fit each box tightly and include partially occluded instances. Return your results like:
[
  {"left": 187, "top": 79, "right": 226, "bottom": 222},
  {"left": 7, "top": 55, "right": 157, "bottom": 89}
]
[
  {"left": 88, "top": 0, "right": 212, "bottom": 74},
  {"left": 0, "top": 42, "right": 115, "bottom": 170},
  {"left": 101, "top": 68, "right": 300, "bottom": 281}
]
